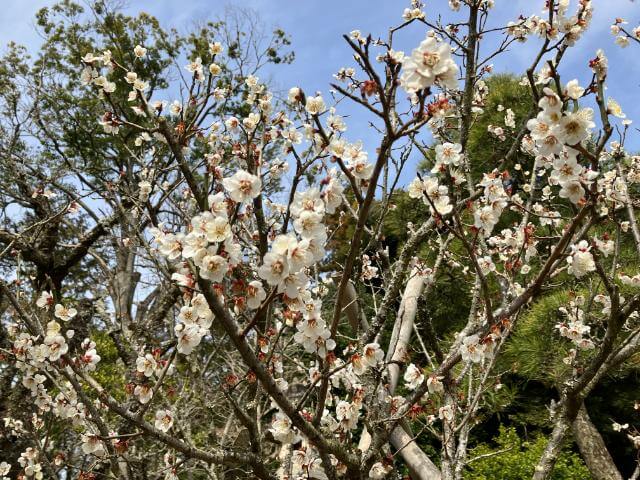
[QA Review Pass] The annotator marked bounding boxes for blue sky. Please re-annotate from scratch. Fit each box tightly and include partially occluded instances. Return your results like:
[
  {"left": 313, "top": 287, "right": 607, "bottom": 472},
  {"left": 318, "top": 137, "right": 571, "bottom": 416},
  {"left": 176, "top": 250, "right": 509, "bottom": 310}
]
[{"left": 2, "top": 0, "right": 640, "bottom": 180}]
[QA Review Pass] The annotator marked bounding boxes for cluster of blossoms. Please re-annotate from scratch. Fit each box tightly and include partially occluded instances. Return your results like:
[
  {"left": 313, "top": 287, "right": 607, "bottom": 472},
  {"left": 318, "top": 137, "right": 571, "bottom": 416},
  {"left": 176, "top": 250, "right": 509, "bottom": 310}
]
[
  {"left": 620, "top": 273, "right": 640, "bottom": 288},
  {"left": 80, "top": 50, "right": 117, "bottom": 95},
  {"left": 407, "top": 174, "right": 454, "bottom": 217},
  {"left": 269, "top": 342, "right": 386, "bottom": 465},
  {"left": 506, "top": 0, "right": 593, "bottom": 45},
  {"left": 183, "top": 41, "right": 225, "bottom": 83},
  {"left": 474, "top": 171, "right": 511, "bottom": 236},
  {"left": 136, "top": 54, "right": 440, "bottom": 469},
  {"left": 135, "top": 350, "right": 173, "bottom": 378},
  {"left": 556, "top": 296, "right": 595, "bottom": 350},
  {"left": 402, "top": 3, "right": 425, "bottom": 22},
  {"left": 526, "top": 87, "right": 597, "bottom": 206},
  {"left": 151, "top": 192, "right": 245, "bottom": 354},
  {"left": 280, "top": 443, "right": 333, "bottom": 479},
  {"left": 144, "top": 77, "right": 351, "bottom": 369},
  {"left": 174, "top": 294, "right": 215, "bottom": 355},
  {"left": 460, "top": 333, "right": 498, "bottom": 364},
  {"left": 131, "top": 349, "right": 175, "bottom": 406},
  {"left": 0, "top": 462, "right": 9, "bottom": 480},
  {"left": 404, "top": 364, "right": 444, "bottom": 395},
  {"left": 17, "top": 448, "right": 43, "bottom": 479},
  {"left": 6, "top": 290, "right": 117, "bottom": 474},
  {"left": 13, "top": 321, "right": 93, "bottom": 409},
  {"left": 7, "top": 0, "right": 638, "bottom": 476},
  {"left": 36, "top": 291, "right": 78, "bottom": 320},
  {"left": 485, "top": 105, "right": 516, "bottom": 142},
  {"left": 611, "top": 18, "right": 640, "bottom": 48},
  {"left": 488, "top": 225, "right": 539, "bottom": 272}
]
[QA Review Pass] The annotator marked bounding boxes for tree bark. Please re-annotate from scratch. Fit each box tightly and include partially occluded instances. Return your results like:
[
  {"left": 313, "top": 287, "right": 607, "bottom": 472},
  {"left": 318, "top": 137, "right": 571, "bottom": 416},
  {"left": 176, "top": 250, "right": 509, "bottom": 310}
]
[
  {"left": 390, "top": 426, "right": 442, "bottom": 480},
  {"left": 572, "top": 404, "right": 622, "bottom": 480},
  {"left": 385, "top": 267, "right": 442, "bottom": 479},
  {"left": 387, "top": 268, "right": 426, "bottom": 392}
]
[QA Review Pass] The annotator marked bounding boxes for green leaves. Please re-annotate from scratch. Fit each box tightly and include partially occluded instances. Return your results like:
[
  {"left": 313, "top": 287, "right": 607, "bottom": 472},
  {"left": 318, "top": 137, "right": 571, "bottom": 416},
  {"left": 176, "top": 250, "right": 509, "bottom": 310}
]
[
  {"left": 466, "top": 425, "right": 591, "bottom": 480},
  {"left": 502, "top": 290, "right": 574, "bottom": 383}
]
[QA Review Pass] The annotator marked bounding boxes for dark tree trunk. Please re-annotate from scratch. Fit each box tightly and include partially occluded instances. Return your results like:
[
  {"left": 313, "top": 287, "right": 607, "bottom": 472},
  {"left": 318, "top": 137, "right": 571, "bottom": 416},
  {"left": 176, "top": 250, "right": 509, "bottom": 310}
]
[{"left": 572, "top": 404, "right": 622, "bottom": 480}]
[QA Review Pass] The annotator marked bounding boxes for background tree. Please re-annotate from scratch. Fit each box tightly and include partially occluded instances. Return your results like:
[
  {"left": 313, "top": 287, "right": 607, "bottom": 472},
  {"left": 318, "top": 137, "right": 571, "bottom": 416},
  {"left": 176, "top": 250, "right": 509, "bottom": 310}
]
[{"left": 0, "top": 0, "right": 293, "bottom": 476}]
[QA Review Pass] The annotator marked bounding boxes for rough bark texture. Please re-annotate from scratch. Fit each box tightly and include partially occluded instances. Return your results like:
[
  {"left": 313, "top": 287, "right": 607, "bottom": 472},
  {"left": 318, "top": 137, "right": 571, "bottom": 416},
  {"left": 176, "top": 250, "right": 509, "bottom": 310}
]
[{"left": 572, "top": 405, "right": 622, "bottom": 480}]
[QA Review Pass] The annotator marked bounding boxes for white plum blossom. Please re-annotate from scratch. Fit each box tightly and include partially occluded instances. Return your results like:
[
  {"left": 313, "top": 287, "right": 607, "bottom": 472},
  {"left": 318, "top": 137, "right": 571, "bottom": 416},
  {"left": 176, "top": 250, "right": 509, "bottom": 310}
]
[
  {"left": 246, "top": 280, "right": 267, "bottom": 309},
  {"left": 134, "top": 384, "right": 154, "bottom": 404},
  {"left": 552, "top": 109, "right": 595, "bottom": 146},
  {"left": 439, "top": 404, "right": 455, "bottom": 421},
  {"left": 567, "top": 241, "right": 596, "bottom": 278},
  {"left": 81, "top": 345, "right": 101, "bottom": 372},
  {"left": 269, "top": 411, "right": 295, "bottom": 443},
  {"left": 204, "top": 216, "right": 231, "bottom": 243},
  {"left": 44, "top": 321, "right": 68, "bottom": 361},
  {"left": 138, "top": 180, "right": 153, "bottom": 202},
  {"left": 335, "top": 400, "right": 359, "bottom": 430},
  {"left": 293, "top": 210, "right": 325, "bottom": 239},
  {"left": 305, "top": 95, "right": 326, "bottom": 115},
  {"left": 403, "top": 7, "right": 425, "bottom": 21},
  {"left": 369, "top": 462, "right": 393, "bottom": 479},
  {"left": 408, "top": 176, "right": 453, "bottom": 216},
  {"left": 349, "top": 157, "right": 374, "bottom": 180},
  {"left": 556, "top": 301, "right": 595, "bottom": 350},
  {"left": 155, "top": 409, "right": 174, "bottom": 432},
  {"left": 133, "top": 44, "right": 147, "bottom": 58},
  {"left": 427, "top": 374, "right": 444, "bottom": 394},
  {"left": 258, "top": 252, "right": 290, "bottom": 286},
  {"left": 362, "top": 343, "right": 384, "bottom": 367},
  {"left": 222, "top": 170, "right": 261, "bottom": 203},
  {"left": 288, "top": 87, "right": 302, "bottom": 103},
  {"left": 594, "top": 236, "right": 614, "bottom": 257},
  {"left": 81, "top": 434, "right": 106, "bottom": 457},
  {"left": 199, "top": 254, "right": 228, "bottom": 282},
  {"left": 620, "top": 273, "right": 640, "bottom": 287},
  {"left": 36, "top": 291, "right": 53, "bottom": 309},
  {"left": 565, "top": 79, "right": 584, "bottom": 99},
  {"left": 558, "top": 179, "right": 585, "bottom": 204},
  {"left": 461, "top": 334, "right": 486, "bottom": 364},
  {"left": 607, "top": 98, "right": 626, "bottom": 118},
  {"left": 474, "top": 205, "right": 500, "bottom": 236},
  {"left": 403, "top": 363, "right": 424, "bottom": 390},
  {"left": 176, "top": 324, "right": 205, "bottom": 355},
  {"left": 185, "top": 57, "right": 204, "bottom": 80},
  {"left": 478, "top": 255, "right": 496, "bottom": 276},
  {"left": 323, "top": 176, "right": 344, "bottom": 214},
  {"left": 54, "top": 304, "right": 77, "bottom": 322},
  {"left": 136, "top": 354, "right": 157, "bottom": 378},
  {"left": 400, "top": 36, "right": 459, "bottom": 92},
  {"left": 293, "top": 317, "right": 335, "bottom": 357},
  {"left": 432, "top": 142, "right": 462, "bottom": 172}
]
